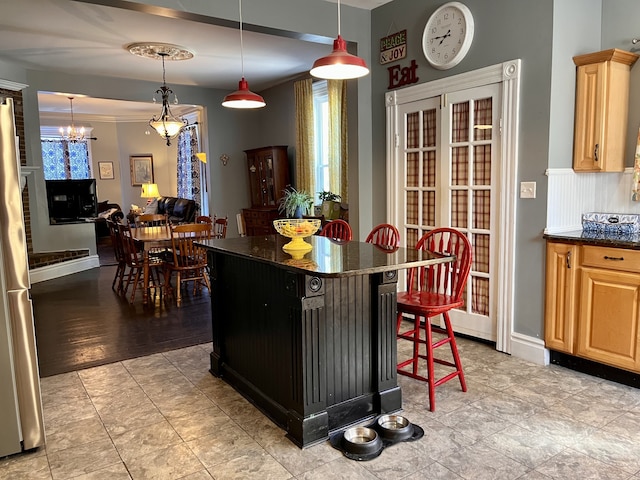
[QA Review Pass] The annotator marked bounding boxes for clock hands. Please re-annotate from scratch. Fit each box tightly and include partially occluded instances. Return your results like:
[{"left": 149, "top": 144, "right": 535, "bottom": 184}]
[{"left": 434, "top": 29, "right": 451, "bottom": 45}]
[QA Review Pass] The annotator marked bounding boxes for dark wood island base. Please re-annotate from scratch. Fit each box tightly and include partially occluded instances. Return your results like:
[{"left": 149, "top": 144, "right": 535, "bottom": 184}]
[{"left": 200, "top": 235, "right": 451, "bottom": 448}]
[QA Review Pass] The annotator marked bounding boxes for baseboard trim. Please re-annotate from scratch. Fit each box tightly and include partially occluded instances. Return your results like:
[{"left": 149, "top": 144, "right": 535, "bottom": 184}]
[
  {"left": 30, "top": 255, "right": 100, "bottom": 284},
  {"left": 510, "top": 332, "right": 549, "bottom": 365}
]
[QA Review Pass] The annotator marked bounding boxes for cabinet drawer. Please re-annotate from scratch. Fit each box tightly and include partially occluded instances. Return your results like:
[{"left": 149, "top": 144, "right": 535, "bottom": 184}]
[{"left": 582, "top": 245, "right": 640, "bottom": 273}]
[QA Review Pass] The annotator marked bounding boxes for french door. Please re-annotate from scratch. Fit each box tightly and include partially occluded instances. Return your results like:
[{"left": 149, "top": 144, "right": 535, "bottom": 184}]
[{"left": 395, "top": 84, "right": 501, "bottom": 342}]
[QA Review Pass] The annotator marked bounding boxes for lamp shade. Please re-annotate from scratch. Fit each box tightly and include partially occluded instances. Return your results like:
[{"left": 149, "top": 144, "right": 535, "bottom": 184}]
[
  {"left": 310, "top": 35, "right": 369, "bottom": 80},
  {"left": 140, "top": 183, "right": 160, "bottom": 198},
  {"left": 150, "top": 119, "right": 185, "bottom": 138},
  {"left": 222, "top": 78, "right": 266, "bottom": 109}
]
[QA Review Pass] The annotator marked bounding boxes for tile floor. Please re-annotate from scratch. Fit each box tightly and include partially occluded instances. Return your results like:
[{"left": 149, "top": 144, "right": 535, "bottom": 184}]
[{"left": 2, "top": 336, "right": 640, "bottom": 479}]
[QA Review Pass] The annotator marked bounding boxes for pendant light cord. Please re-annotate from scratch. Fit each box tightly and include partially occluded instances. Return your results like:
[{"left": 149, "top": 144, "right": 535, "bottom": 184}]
[
  {"left": 239, "top": 0, "right": 245, "bottom": 78},
  {"left": 337, "top": 0, "right": 341, "bottom": 36}
]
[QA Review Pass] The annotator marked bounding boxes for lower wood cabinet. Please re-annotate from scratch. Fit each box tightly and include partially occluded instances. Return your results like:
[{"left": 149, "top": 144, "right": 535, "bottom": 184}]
[
  {"left": 545, "top": 242, "right": 640, "bottom": 372},
  {"left": 544, "top": 242, "right": 578, "bottom": 354},
  {"left": 242, "top": 208, "right": 279, "bottom": 236}
]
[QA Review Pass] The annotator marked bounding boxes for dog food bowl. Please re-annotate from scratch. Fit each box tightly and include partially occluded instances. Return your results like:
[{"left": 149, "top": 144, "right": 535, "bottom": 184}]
[
  {"left": 376, "top": 414, "right": 413, "bottom": 441},
  {"left": 341, "top": 427, "right": 383, "bottom": 455}
]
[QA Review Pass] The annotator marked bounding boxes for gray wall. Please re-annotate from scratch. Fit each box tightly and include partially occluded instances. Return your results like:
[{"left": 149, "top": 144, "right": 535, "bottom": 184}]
[{"left": 371, "top": 0, "right": 555, "bottom": 339}]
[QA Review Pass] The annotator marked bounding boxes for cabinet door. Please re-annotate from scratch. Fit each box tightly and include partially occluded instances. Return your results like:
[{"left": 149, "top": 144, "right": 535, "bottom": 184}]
[
  {"left": 544, "top": 242, "right": 579, "bottom": 353},
  {"left": 573, "top": 62, "right": 606, "bottom": 172},
  {"left": 577, "top": 267, "right": 640, "bottom": 371}
]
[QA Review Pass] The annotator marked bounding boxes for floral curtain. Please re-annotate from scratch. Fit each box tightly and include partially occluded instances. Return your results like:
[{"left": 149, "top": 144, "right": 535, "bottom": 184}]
[
  {"left": 41, "top": 139, "right": 90, "bottom": 180},
  {"left": 177, "top": 125, "right": 200, "bottom": 209}
]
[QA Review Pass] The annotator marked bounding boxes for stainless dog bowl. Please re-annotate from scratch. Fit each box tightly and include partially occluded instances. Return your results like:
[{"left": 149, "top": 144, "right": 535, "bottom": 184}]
[
  {"left": 342, "top": 427, "right": 383, "bottom": 455},
  {"left": 376, "top": 414, "right": 413, "bottom": 441}
]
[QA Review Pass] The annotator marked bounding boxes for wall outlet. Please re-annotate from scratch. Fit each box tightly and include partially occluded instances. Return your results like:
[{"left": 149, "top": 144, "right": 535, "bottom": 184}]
[{"left": 520, "top": 181, "right": 536, "bottom": 199}]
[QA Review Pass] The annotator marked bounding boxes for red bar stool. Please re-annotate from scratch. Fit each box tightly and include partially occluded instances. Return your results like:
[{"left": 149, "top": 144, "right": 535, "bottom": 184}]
[{"left": 396, "top": 227, "right": 472, "bottom": 411}]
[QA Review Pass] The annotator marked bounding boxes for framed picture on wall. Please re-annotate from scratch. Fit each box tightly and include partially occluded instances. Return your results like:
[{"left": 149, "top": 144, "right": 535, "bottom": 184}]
[
  {"left": 98, "top": 161, "right": 114, "bottom": 180},
  {"left": 130, "top": 155, "right": 154, "bottom": 186}
]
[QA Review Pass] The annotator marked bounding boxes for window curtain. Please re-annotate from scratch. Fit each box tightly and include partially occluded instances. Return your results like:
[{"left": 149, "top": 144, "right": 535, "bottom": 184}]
[
  {"left": 177, "top": 125, "right": 201, "bottom": 209},
  {"left": 294, "top": 78, "right": 314, "bottom": 194},
  {"left": 41, "top": 139, "right": 90, "bottom": 180},
  {"left": 328, "top": 79, "right": 348, "bottom": 202}
]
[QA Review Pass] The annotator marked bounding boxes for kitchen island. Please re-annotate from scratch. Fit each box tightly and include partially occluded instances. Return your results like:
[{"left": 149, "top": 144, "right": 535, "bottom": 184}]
[{"left": 198, "top": 234, "right": 452, "bottom": 448}]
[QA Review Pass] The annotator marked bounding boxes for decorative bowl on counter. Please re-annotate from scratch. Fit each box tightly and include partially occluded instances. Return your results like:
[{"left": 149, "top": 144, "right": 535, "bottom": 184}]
[{"left": 273, "top": 219, "right": 322, "bottom": 256}]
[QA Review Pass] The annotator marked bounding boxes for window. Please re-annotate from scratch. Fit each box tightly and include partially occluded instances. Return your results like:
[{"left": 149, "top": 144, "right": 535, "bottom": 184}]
[
  {"left": 41, "top": 127, "right": 93, "bottom": 180},
  {"left": 312, "top": 80, "right": 329, "bottom": 195}
]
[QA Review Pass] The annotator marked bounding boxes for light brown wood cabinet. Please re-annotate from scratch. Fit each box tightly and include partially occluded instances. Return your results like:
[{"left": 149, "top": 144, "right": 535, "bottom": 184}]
[
  {"left": 572, "top": 49, "right": 638, "bottom": 172},
  {"left": 544, "top": 242, "right": 579, "bottom": 354},
  {"left": 545, "top": 241, "right": 640, "bottom": 372}
]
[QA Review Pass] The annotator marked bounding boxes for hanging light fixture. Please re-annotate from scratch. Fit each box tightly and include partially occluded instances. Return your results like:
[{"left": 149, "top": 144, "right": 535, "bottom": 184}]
[
  {"left": 222, "top": 0, "right": 266, "bottom": 109},
  {"left": 126, "top": 43, "right": 194, "bottom": 146},
  {"left": 148, "top": 52, "right": 188, "bottom": 146},
  {"left": 59, "top": 96, "right": 85, "bottom": 142},
  {"left": 310, "top": 0, "right": 369, "bottom": 80}
]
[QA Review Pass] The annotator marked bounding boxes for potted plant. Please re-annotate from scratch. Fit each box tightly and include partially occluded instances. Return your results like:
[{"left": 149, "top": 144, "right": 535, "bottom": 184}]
[
  {"left": 278, "top": 187, "right": 314, "bottom": 218},
  {"left": 318, "top": 191, "right": 342, "bottom": 220}
]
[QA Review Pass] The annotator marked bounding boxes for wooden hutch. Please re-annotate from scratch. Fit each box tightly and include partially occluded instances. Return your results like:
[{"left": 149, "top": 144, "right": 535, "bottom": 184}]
[{"left": 242, "top": 146, "right": 290, "bottom": 236}]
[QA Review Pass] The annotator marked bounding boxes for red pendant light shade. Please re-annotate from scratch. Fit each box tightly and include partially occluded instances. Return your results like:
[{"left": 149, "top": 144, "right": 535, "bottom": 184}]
[
  {"left": 310, "top": 0, "right": 369, "bottom": 80},
  {"left": 222, "top": 77, "right": 266, "bottom": 109},
  {"left": 310, "top": 35, "right": 369, "bottom": 80},
  {"left": 223, "top": 0, "right": 265, "bottom": 109}
]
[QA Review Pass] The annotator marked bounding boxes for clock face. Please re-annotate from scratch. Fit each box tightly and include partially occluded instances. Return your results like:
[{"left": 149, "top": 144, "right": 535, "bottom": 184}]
[{"left": 422, "top": 2, "right": 474, "bottom": 70}]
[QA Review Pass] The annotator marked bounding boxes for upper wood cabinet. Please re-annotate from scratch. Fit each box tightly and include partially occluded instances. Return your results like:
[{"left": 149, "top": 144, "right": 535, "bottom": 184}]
[
  {"left": 245, "top": 146, "right": 290, "bottom": 208},
  {"left": 572, "top": 49, "right": 638, "bottom": 172}
]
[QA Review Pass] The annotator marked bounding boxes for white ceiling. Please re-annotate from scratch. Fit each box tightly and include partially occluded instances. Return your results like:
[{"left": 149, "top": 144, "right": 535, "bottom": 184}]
[{"left": 0, "top": 0, "right": 392, "bottom": 120}]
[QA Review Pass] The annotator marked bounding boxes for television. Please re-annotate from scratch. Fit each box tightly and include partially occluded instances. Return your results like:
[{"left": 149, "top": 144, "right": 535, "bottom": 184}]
[{"left": 45, "top": 179, "right": 98, "bottom": 224}]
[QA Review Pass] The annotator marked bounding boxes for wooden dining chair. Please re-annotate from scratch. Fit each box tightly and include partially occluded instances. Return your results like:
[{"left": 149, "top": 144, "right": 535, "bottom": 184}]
[
  {"left": 164, "top": 223, "right": 212, "bottom": 306},
  {"left": 107, "top": 219, "right": 128, "bottom": 295},
  {"left": 213, "top": 215, "right": 228, "bottom": 239},
  {"left": 196, "top": 215, "right": 213, "bottom": 225},
  {"left": 365, "top": 223, "right": 400, "bottom": 249},
  {"left": 319, "top": 219, "right": 352, "bottom": 242},
  {"left": 119, "top": 223, "right": 165, "bottom": 304},
  {"left": 135, "top": 213, "right": 168, "bottom": 227},
  {"left": 396, "top": 227, "right": 472, "bottom": 412}
]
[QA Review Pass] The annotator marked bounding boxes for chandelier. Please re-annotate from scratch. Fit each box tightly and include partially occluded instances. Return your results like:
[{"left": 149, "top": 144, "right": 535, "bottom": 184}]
[
  {"left": 127, "top": 42, "right": 193, "bottom": 146},
  {"left": 148, "top": 52, "right": 188, "bottom": 146},
  {"left": 59, "top": 96, "right": 85, "bottom": 142}
]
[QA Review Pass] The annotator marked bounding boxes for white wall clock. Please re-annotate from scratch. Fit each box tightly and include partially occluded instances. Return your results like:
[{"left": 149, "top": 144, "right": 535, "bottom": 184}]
[{"left": 422, "top": 1, "right": 474, "bottom": 70}]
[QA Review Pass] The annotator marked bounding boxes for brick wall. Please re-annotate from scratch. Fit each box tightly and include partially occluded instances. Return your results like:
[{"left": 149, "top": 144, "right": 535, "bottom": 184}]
[{"left": 0, "top": 88, "right": 32, "bottom": 253}]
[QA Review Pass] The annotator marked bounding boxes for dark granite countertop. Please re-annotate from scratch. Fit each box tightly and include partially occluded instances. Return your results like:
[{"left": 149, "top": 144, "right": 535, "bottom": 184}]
[
  {"left": 543, "top": 230, "right": 640, "bottom": 250},
  {"left": 197, "top": 235, "right": 453, "bottom": 277}
]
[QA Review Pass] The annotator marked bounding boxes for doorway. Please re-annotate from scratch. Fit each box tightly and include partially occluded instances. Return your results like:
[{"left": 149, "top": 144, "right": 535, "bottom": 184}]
[{"left": 386, "top": 60, "right": 522, "bottom": 353}]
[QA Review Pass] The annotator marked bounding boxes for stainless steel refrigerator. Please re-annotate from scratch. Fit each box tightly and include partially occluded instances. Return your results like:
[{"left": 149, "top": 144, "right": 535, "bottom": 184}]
[{"left": 0, "top": 97, "right": 45, "bottom": 457}]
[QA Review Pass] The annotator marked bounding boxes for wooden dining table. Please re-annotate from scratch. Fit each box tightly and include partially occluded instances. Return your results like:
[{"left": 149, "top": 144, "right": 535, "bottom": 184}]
[{"left": 129, "top": 225, "right": 173, "bottom": 305}]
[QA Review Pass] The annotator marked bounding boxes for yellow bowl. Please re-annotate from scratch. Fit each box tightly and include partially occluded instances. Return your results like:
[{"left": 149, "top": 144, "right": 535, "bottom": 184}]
[{"left": 273, "top": 219, "right": 322, "bottom": 253}]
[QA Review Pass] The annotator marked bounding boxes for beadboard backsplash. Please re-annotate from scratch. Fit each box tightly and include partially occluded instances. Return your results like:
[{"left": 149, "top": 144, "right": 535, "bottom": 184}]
[{"left": 545, "top": 168, "right": 640, "bottom": 233}]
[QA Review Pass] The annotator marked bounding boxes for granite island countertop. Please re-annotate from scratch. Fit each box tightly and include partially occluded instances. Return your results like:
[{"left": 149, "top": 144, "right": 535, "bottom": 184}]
[
  {"left": 197, "top": 234, "right": 453, "bottom": 277},
  {"left": 544, "top": 230, "right": 640, "bottom": 250}
]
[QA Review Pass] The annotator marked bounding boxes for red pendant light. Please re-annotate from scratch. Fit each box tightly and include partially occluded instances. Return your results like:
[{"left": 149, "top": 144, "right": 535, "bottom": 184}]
[
  {"left": 222, "top": 0, "right": 266, "bottom": 109},
  {"left": 310, "top": 0, "right": 369, "bottom": 80}
]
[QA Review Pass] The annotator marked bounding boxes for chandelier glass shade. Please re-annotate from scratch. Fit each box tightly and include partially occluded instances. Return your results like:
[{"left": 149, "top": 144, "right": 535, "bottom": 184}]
[
  {"left": 310, "top": 0, "right": 369, "bottom": 80},
  {"left": 222, "top": 0, "right": 266, "bottom": 109},
  {"left": 149, "top": 52, "right": 188, "bottom": 146},
  {"left": 59, "top": 97, "right": 85, "bottom": 142}
]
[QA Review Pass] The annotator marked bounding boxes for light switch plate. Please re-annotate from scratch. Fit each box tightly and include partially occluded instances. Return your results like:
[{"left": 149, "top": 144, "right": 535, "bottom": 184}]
[{"left": 520, "top": 181, "right": 536, "bottom": 199}]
